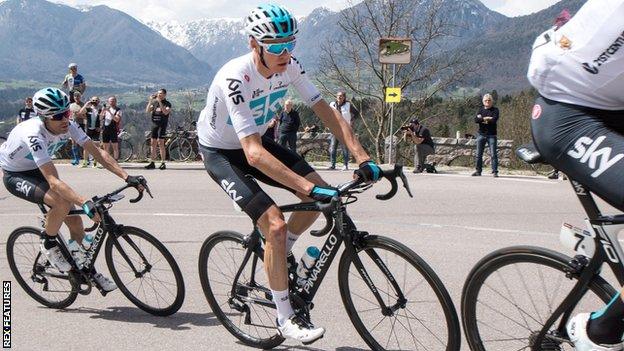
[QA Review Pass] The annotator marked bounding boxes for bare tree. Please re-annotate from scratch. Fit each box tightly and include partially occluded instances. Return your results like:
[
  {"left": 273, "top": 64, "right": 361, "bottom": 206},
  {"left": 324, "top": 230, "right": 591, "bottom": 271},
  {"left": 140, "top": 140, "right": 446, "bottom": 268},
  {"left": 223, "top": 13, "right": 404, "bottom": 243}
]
[{"left": 317, "top": 0, "right": 476, "bottom": 162}]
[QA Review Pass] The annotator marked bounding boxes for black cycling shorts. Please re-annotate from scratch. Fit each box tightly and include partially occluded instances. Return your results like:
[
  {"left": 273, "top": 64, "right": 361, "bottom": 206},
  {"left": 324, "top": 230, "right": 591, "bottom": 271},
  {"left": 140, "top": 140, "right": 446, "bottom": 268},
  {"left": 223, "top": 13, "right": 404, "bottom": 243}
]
[
  {"left": 2, "top": 168, "right": 49, "bottom": 205},
  {"left": 87, "top": 129, "right": 100, "bottom": 141},
  {"left": 151, "top": 121, "right": 168, "bottom": 139},
  {"left": 102, "top": 128, "right": 118, "bottom": 143},
  {"left": 200, "top": 136, "right": 315, "bottom": 222},
  {"left": 531, "top": 95, "right": 624, "bottom": 211}
]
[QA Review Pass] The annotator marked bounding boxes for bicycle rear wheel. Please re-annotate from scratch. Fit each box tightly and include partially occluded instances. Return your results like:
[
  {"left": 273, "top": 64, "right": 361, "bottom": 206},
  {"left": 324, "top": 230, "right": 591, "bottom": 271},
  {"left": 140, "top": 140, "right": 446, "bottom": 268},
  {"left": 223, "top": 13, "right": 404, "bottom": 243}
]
[
  {"left": 118, "top": 139, "right": 133, "bottom": 162},
  {"left": 105, "top": 226, "right": 185, "bottom": 316},
  {"left": 199, "top": 231, "right": 284, "bottom": 349},
  {"left": 168, "top": 137, "right": 193, "bottom": 161},
  {"left": 461, "top": 246, "right": 616, "bottom": 351},
  {"left": 338, "top": 235, "right": 461, "bottom": 350},
  {"left": 6, "top": 227, "right": 77, "bottom": 309}
]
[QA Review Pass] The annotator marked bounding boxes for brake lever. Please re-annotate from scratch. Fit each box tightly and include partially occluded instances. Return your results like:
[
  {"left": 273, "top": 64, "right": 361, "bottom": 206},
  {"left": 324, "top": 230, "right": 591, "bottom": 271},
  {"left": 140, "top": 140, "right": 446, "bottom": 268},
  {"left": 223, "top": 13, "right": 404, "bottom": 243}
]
[{"left": 398, "top": 169, "right": 414, "bottom": 198}]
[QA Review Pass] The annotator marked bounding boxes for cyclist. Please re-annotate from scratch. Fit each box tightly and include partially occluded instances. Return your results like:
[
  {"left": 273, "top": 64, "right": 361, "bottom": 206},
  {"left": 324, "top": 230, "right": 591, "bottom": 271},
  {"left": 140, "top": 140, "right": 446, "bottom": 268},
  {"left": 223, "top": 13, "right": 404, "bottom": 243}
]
[
  {"left": 527, "top": 0, "right": 624, "bottom": 349},
  {"left": 196, "top": 4, "right": 381, "bottom": 345},
  {"left": 0, "top": 87, "right": 144, "bottom": 293}
]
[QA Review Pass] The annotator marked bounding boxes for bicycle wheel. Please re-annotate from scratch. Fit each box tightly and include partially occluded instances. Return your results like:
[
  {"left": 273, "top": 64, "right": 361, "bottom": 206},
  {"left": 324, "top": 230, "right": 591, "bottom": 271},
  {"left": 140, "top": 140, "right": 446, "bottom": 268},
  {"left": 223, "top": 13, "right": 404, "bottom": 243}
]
[
  {"left": 168, "top": 138, "right": 192, "bottom": 162},
  {"left": 6, "top": 227, "right": 78, "bottom": 309},
  {"left": 338, "top": 235, "right": 461, "bottom": 351},
  {"left": 105, "top": 226, "right": 185, "bottom": 316},
  {"left": 199, "top": 231, "right": 284, "bottom": 349},
  {"left": 462, "top": 246, "right": 616, "bottom": 351},
  {"left": 118, "top": 139, "right": 133, "bottom": 162}
]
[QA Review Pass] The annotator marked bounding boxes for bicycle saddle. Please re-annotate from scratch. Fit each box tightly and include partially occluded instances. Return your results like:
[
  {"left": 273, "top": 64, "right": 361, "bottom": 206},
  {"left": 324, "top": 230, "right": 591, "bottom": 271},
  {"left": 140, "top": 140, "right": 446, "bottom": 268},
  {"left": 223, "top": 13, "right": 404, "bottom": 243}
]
[{"left": 516, "top": 143, "right": 545, "bottom": 164}]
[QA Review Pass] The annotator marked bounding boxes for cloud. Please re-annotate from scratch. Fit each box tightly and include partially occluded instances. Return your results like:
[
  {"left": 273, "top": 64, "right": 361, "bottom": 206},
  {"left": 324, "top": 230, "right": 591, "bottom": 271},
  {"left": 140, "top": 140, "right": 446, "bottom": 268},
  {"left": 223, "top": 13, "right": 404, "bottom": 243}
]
[
  {"left": 49, "top": 0, "right": 360, "bottom": 22},
  {"left": 480, "top": 0, "right": 561, "bottom": 17}
]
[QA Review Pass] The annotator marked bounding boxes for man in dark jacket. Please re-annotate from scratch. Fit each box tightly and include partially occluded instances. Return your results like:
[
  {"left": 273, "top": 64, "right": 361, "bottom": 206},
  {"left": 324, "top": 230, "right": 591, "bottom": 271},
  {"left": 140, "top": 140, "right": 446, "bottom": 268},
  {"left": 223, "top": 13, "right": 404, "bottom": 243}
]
[
  {"left": 472, "top": 93, "right": 499, "bottom": 177},
  {"left": 277, "top": 99, "right": 300, "bottom": 152},
  {"left": 404, "top": 119, "right": 435, "bottom": 173}
]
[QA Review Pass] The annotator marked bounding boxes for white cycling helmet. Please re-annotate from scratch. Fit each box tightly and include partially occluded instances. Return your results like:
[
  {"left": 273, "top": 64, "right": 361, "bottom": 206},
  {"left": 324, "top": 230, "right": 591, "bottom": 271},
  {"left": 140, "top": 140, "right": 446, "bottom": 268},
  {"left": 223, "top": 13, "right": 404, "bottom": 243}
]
[
  {"left": 245, "top": 4, "right": 298, "bottom": 41},
  {"left": 68, "top": 62, "right": 78, "bottom": 69},
  {"left": 33, "top": 87, "right": 70, "bottom": 117}
]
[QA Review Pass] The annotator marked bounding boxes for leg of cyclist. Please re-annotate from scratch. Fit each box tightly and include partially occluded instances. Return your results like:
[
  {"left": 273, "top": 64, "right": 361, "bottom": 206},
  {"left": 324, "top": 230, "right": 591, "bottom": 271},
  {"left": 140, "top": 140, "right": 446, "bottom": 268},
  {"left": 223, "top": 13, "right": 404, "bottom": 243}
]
[
  {"left": 532, "top": 96, "right": 624, "bottom": 350},
  {"left": 285, "top": 172, "right": 325, "bottom": 252}
]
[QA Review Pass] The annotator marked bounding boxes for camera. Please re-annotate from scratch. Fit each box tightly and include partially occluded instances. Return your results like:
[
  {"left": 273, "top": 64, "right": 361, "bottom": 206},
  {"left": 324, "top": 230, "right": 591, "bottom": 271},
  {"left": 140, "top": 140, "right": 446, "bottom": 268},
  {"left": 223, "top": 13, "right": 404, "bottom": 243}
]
[
  {"left": 400, "top": 125, "right": 413, "bottom": 131},
  {"left": 151, "top": 94, "right": 157, "bottom": 99}
]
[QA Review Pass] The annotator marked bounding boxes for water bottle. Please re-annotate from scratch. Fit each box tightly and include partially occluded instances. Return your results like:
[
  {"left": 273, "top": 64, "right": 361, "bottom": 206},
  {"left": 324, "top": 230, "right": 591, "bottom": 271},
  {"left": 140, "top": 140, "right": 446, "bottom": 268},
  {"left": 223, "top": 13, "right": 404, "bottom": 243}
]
[
  {"left": 296, "top": 246, "right": 320, "bottom": 286},
  {"left": 67, "top": 239, "right": 85, "bottom": 268},
  {"left": 82, "top": 234, "right": 94, "bottom": 250}
]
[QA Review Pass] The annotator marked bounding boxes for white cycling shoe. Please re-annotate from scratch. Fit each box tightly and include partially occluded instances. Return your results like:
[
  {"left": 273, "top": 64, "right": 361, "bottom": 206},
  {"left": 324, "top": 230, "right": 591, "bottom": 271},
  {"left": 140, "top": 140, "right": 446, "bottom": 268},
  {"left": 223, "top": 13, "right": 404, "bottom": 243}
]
[
  {"left": 278, "top": 314, "right": 325, "bottom": 345},
  {"left": 40, "top": 242, "right": 72, "bottom": 272},
  {"left": 93, "top": 273, "right": 117, "bottom": 293},
  {"left": 567, "top": 313, "right": 623, "bottom": 351}
]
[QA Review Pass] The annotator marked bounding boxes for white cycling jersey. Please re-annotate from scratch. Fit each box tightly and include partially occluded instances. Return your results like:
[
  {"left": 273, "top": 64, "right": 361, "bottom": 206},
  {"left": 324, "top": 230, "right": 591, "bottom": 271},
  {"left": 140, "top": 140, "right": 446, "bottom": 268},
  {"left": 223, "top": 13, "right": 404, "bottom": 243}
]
[
  {"left": 527, "top": 0, "right": 624, "bottom": 110},
  {"left": 0, "top": 118, "right": 89, "bottom": 172},
  {"left": 197, "top": 52, "right": 322, "bottom": 149}
]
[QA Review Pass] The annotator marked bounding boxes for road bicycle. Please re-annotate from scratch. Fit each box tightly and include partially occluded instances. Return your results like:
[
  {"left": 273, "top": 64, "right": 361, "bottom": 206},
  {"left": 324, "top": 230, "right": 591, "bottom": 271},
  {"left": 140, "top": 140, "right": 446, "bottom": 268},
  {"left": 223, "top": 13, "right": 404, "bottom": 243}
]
[
  {"left": 117, "top": 129, "right": 134, "bottom": 162},
  {"left": 461, "top": 144, "right": 622, "bottom": 350},
  {"left": 140, "top": 124, "right": 195, "bottom": 162},
  {"left": 199, "top": 165, "right": 461, "bottom": 350},
  {"left": 6, "top": 179, "right": 185, "bottom": 316}
]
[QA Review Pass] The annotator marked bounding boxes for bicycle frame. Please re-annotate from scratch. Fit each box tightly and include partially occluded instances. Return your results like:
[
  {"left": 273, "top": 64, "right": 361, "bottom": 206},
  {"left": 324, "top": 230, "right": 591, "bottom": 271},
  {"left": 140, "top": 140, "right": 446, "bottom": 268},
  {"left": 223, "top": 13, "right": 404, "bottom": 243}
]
[
  {"left": 231, "top": 198, "right": 406, "bottom": 316},
  {"left": 531, "top": 179, "right": 624, "bottom": 349}
]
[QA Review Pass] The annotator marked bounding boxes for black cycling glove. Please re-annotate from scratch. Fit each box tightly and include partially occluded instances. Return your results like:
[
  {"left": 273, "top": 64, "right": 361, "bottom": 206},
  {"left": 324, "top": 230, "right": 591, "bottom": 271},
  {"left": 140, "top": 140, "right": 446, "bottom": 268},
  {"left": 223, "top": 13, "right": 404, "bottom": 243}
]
[
  {"left": 125, "top": 175, "right": 145, "bottom": 187},
  {"left": 354, "top": 160, "right": 382, "bottom": 182},
  {"left": 309, "top": 185, "right": 339, "bottom": 202},
  {"left": 82, "top": 200, "right": 96, "bottom": 219}
]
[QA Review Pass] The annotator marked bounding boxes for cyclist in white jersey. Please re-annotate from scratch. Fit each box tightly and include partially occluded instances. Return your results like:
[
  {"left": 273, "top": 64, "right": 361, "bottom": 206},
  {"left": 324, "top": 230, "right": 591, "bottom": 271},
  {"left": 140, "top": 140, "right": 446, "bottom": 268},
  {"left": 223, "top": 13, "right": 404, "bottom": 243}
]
[
  {"left": 527, "top": 0, "right": 624, "bottom": 349},
  {"left": 196, "top": 4, "right": 382, "bottom": 345},
  {"left": 0, "top": 88, "right": 145, "bottom": 292}
]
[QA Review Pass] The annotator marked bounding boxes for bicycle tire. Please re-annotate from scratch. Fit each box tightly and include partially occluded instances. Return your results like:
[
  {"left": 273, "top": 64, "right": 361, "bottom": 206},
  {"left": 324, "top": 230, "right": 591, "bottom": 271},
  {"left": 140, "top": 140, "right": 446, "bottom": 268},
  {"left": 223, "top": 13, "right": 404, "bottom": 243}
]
[
  {"left": 168, "top": 137, "right": 193, "bottom": 162},
  {"left": 6, "top": 226, "right": 78, "bottom": 309},
  {"left": 461, "top": 246, "right": 616, "bottom": 351},
  {"left": 199, "top": 231, "right": 284, "bottom": 349},
  {"left": 338, "top": 235, "right": 461, "bottom": 351},
  {"left": 118, "top": 139, "right": 133, "bottom": 162},
  {"left": 105, "top": 226, "right": 185, "bottom": 316}
]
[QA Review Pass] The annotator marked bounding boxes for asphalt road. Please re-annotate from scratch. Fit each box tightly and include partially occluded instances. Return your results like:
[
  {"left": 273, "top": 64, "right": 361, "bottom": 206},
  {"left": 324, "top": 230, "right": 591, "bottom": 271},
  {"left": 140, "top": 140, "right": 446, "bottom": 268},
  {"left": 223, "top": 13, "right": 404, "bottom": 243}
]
[{"left": 0, "top": 163, "right": 620, "bottom": 350}]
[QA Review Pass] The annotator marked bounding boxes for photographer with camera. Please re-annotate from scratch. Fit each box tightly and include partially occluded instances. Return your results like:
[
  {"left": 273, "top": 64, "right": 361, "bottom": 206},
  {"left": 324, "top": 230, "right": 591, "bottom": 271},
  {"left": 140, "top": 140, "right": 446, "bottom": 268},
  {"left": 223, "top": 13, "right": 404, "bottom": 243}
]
[
  {"left": 145, "top": 88, "right": 172, "bottom": 170},
  {"left": 402, "top": 118, "right": 435, "bottom": 173}
]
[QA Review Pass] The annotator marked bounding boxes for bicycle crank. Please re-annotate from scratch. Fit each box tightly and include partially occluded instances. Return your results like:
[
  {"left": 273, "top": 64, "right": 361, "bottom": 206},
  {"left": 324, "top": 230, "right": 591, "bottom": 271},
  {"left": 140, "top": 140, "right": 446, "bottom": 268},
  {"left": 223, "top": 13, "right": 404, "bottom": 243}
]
[{"left": 528, "top": 331, "right": 566, "bottom": 351}]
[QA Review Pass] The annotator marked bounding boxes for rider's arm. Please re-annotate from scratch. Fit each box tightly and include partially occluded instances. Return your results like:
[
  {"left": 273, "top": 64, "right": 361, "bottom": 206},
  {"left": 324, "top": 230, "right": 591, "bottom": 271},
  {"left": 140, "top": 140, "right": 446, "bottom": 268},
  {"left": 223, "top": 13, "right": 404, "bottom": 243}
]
[
  {"left": 145, "top": 99, "right": 153, "bottom": 113},
  {"left": 38, "top": 162, "right": 88, "bottom": 206},
  {"left": 84, "top": 140, "right": 128, "bottom": 180},
  {"left": 112, "top": 110, "right": 121, "bottom": 123},
  {"left": 161, "top": 100, "right": 171, "bottom": 116},
  {"left": 240, "top": 133, "right": 314, "bottom": 195},
  {"left": 312, "top": 100, "right": 370, "bottom": 164}
]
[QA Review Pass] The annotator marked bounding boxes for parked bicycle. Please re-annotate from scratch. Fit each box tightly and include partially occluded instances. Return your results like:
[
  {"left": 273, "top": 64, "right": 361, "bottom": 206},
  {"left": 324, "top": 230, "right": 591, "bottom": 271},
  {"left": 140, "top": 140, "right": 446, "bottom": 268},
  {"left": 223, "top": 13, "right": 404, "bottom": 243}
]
[
  {"left": 461, "top": 144, "right": 621, "bottom": 351},
  {"left": 117, "top": 128, "right": 134, "bottom": 162},
  {"left": 199, "top": 165, "right": 461, "bottom": 350},
  {"left": 6, "top": 179, "right": 185, "bottom": 316},
  {"left": 140, "top": 123, "right": 196, "bottom": 162}
]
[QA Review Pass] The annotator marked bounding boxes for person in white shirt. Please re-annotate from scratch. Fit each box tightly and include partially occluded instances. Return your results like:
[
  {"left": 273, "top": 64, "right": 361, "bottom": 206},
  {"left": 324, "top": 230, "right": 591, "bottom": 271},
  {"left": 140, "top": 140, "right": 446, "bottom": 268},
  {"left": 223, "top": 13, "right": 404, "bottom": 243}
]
[{"left": 328, "top": 91, "right": 359, "bottom": 170}]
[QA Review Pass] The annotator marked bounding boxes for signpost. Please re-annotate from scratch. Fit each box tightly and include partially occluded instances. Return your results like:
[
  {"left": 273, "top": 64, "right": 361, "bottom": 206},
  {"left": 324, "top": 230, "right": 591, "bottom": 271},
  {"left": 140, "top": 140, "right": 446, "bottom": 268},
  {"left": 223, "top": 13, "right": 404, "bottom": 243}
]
[{"left": 379, "top": 38, "right": 411, "bottom": 163}]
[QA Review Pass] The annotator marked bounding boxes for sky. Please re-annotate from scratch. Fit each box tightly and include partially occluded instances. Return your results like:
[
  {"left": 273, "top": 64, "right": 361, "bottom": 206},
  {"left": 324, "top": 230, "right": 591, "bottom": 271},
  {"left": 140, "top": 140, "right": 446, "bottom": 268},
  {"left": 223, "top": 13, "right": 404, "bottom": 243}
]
[{"left": 34, "top": 0, "right": 562, "bottom": 23}]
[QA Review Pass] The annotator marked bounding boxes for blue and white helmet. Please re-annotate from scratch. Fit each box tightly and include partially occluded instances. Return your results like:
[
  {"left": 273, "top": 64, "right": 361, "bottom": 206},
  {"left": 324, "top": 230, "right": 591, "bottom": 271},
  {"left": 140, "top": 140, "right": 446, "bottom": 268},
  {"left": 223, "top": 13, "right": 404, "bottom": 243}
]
[
  {"left": 245, "top": 4, "right": 298, "bottom": 41},
  {"left": 33, "top": 87, "right": 70, "bottom": 116}
]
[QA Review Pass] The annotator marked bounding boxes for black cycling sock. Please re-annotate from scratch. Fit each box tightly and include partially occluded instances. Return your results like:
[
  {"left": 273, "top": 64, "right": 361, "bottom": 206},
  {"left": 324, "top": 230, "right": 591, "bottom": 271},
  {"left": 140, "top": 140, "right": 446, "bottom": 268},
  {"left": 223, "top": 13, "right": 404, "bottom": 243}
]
[
  {"left": 42, "top": 232, "right": 58, "bottom": 249},
  {"left": 588, "top": 292, "right": 624, "bottom": 344}
]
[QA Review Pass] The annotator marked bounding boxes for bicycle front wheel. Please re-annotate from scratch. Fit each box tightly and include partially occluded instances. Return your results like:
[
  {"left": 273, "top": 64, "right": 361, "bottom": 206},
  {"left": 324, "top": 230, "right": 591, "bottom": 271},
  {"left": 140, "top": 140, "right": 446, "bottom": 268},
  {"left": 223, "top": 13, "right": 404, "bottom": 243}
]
[
  {"left": 338, "top": 235, "right": 461, "bottom": 351},
  {"left": 168, "top": 138, "right": 193, "bottom": 162},
  {"left": 199, "top": 231, "right": 284, "bottom": 349},
  {"left": 6, "top": 227, "right": 77, "bottom": 308},
  {"left": 118, "top": 139, "right": 133, "bottom": 162},
  {"left": 105, "top": 226, "right": 185, "bottom": 316},
  {"left": 461, "top": 246, "right": 616, "bottom": 351}
]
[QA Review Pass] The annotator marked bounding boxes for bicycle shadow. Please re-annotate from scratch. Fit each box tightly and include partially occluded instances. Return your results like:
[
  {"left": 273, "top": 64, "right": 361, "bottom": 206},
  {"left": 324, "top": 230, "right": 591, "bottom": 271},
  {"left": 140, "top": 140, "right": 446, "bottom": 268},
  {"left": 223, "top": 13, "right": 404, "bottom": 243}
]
[
  {"left": 54, "top": 306, "right": 219, "bottom": 330},
  {"left": 264, "top": 344, "right": 368, "bottom": 351}
]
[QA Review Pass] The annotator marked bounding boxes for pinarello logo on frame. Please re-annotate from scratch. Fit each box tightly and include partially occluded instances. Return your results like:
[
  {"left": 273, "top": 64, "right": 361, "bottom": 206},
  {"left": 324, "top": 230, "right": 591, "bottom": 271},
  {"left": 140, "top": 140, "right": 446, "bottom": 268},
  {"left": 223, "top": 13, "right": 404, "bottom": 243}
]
[{"left": 532, "top": 104, "right": 542, "bottom": 119}]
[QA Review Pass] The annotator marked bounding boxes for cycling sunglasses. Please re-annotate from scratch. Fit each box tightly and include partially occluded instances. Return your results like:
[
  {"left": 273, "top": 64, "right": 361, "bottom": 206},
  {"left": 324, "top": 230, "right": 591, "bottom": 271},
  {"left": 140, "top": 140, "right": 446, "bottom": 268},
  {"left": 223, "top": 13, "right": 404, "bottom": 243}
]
[
  {"left": 258, "top": 39, "right": 296, "bottom": 56},
  {"left": 49, "top": 110, "right": 71, "bottom": 121}
]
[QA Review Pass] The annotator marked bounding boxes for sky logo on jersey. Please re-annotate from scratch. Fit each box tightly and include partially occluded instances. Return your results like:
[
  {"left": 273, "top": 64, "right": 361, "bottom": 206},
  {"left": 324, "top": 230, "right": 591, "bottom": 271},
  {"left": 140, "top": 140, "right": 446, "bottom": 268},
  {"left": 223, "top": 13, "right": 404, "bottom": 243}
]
[
  {"left": 582, "top": 30, "right": 624, "bottom": 75},
  {"left": 567, "top": 135, "right": 624, "bottom": 178},
  {"left": 220, "top": 179, "right": 243, "bottom": 201},
  {"left": 25, "top": 139, "right": 68, "bottom": 161},
  {"left": 226, "top": 78, "right": 244, "bottom": 105},
  {"left": 226, "top": 90, "right": 288, "bottom": 127},
  {"left": 15, "top": 181, "right": 32, "bottom": 197}
]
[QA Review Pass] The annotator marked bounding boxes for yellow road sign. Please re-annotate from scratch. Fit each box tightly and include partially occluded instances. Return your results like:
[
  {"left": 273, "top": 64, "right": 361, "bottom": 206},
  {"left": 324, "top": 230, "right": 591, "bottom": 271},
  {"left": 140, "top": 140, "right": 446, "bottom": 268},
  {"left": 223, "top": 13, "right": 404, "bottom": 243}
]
[{"left": 385, "top": 87, "right": 401, "bottom": 103}]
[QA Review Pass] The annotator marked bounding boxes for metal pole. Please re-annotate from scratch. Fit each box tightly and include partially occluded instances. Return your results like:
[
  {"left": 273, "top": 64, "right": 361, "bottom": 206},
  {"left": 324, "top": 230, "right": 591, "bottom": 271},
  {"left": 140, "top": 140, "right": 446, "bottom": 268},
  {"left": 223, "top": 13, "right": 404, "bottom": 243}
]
[{"left": 389, "top": 63, "right": 396, "bottom": 164}]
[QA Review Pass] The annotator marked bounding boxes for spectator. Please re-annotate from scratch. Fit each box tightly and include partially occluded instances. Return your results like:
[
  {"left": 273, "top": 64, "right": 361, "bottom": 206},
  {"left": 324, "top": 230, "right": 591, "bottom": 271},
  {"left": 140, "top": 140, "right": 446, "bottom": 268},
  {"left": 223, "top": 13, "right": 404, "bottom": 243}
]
[
  {"left": 328, "top": 91, "right": 360, "bottom": 170},
  {"left": 145, "top": 89, "right": 172, "bottom": 170},
  {"left": 403, "top": 119, "right": 435, "bottom": 173},
  {"left": 278, "top": 99, "right": 300, "bottom": 152},
  {"left": 61, "top": 63, "right": 86, "bottom": 103},
  {"left": 82, "top": 96, "right": 103, "bottom": 168},
  {"left": 263, "top": 117, "right": 278, "bottom": 141},
  {"left": 101, "top": 96, "right": 122, "bottom": 160},
  {"left": 16, "top": 97, "right": 35, "bottom": 124},
  {"left": 472, "top": 93, "right": 500, "bottom": 177},
  {"left": 69, "top": 91, "right": 86, "bottom": 165}
]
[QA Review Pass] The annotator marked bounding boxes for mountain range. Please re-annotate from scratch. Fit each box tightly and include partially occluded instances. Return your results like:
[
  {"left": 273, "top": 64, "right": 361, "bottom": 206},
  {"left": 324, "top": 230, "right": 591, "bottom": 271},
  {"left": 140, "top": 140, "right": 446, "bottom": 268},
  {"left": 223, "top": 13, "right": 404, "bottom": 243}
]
[{"left": 0, "top": 0, "right": 587, "bottom": 93}]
